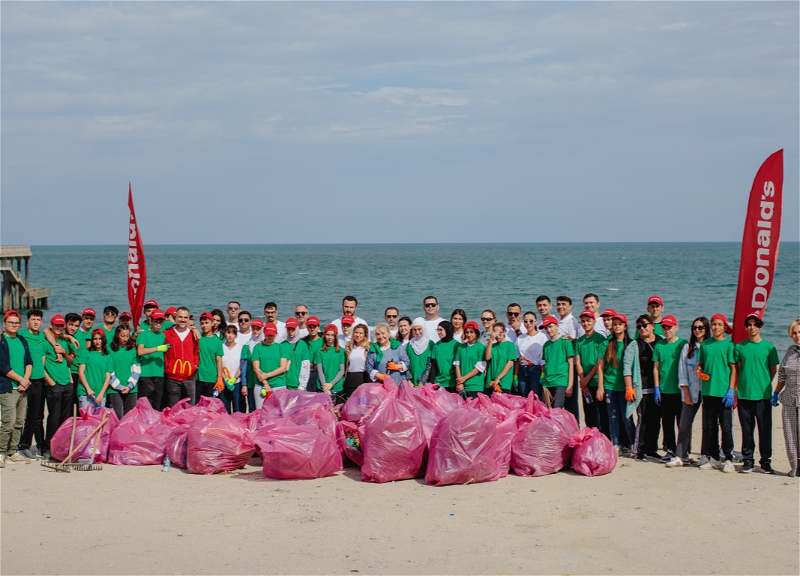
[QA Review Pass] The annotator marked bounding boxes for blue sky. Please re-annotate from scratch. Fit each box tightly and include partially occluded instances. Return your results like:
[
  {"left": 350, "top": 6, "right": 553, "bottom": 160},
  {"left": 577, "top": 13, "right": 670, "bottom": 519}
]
[{"left": 2, "top": 1, "right": 798, "bottom": 244}]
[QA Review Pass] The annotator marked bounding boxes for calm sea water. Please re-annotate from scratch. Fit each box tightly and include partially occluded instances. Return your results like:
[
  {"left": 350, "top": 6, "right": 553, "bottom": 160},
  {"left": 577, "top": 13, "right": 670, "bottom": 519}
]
[{"left": 25, "top": 242, "right": 800, "bottom": 352}]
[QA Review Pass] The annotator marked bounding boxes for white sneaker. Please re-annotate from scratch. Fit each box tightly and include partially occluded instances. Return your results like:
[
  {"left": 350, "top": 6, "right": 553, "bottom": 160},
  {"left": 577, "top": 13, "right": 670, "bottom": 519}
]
[
  {"left": 722, "top": 459, "right": 735, "bottom": 473},
  {"left": 665, "top": 457, "right": 684, "bottom": 468},
  {"left": 0, "top": 454, "right": 5, "bottom": 468},
  {"left": 697, "top": 456, "right": 712, "bottom": 469},
  {"left": 8, "top": 452, "right": 31, "bottom": 464},
  {"left": 710, "top": 458, "right": 724, "bottom": 470}
]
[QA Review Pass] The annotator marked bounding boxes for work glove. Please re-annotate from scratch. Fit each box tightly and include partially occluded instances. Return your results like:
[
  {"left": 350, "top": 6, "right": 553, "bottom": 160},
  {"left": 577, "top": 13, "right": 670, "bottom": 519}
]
[
  {"left": 696, "top": 367, "right": 710, "bottom": 381},
  {"left": 625, "top": 386, "right": 636, "bottom": 402},
  {"left": 376, "top": 373, "right": 386, "bottom": 382},
  {"left": 386, "top": 362, "right": 400, "bottom": 372},
  {"left": 723, "top": 388, "right": 735, "bottom": 408},
  {"left": 213, "top": 378, "right": 225, "bottom": 397},
  {"left": 771, "top": 391, "right": 780, "bottom": 407},
  {"left": 156, "top": 344, "right": 170, "bottom": 353},
  {"left": 225, "top": 378, "right": 236, "bottom": 390},
  {"left": 654, "top": 387, "right": 662, "bottom": 405}
]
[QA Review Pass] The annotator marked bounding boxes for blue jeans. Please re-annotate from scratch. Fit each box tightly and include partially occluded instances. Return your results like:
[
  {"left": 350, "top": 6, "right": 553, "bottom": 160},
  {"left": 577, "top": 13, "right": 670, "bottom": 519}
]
[
  {"left": 306, "top": 369, "right": 319, "bottom": 393},
  {"left": 518, "top": 365, "right": 542, "bottom": 399},
  {"left": 606, "top": 389, "right": 635, "bottom": 448},
  {"left": 221, "top": 382, "right": 246, "bottom": 413}
]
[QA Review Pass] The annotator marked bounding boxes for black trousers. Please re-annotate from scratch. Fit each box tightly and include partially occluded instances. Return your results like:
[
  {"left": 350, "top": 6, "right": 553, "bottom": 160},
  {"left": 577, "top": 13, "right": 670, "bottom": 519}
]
[
  {"left": 660, "top": 392, "right": 683, "bottom": 453},
  {"left": 544, "top": 386, "right": 567, "bottom": 409},
  {"left": 737, "top": 398, "right": 772, "bottom": 466},
  {"left": 19, "top": 378, "right": 46, "bottom": 451},
  {"left": 701, "top": 396, "right": 734, "bottom": 461},
  {"left": 109, "top": 393, "right": 138, "bottom": 419},
  {"left": 583, "top": 388, "right": 609, "bottom": 437},
  {"left": 636, "top": 393, "right": 662, "bottom": 457},
  {"left": 342, "top": 372, "right": 367, "bottom": 401},
  {"left": 138, "top": 376, "right": 164, "bottom": 411},
  {"left": 676, "top": 399, "right": 701, "bottom": 461},
  {"left": 45, "top": 384, "right": 73, "bottom": 451},
  {"left": 167, "top": 378, "right": 196, "bottom": 407},
  {"left": 195, "top": 380, "right": 216, "bottom": 403}
]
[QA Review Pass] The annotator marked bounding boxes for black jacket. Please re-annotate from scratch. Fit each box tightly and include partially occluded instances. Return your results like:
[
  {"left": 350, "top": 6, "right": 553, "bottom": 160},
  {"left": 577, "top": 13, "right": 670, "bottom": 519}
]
[{"left": 0, "top": 333, "right": 32, "bottom": 393}]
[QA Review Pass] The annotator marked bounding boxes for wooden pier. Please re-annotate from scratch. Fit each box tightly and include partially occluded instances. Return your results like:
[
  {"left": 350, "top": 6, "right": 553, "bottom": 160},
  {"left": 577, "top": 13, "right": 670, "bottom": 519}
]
[{"left": 1, "top": 246, "right": 50, "bottom": 312}]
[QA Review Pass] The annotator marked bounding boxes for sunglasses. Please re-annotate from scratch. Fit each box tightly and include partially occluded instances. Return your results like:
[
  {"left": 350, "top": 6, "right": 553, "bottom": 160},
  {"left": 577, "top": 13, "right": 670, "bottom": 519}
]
[
  {"left": 239, "top": 318, "right": 251, "bottom": 323},
  {"left": 692, "top": 325, "right": 705, "bottom": 331},
  {"left": 227, "top": 306, "right": 239, "bottom": 311},
  {"left": 636, "top": 323, "right": 651, "bottom": 329},
  {"left": 523, "top": 319, "right": 537, "bottom": 324},
  {"left": 295, "top": 311, "right": 308, "bottom": 316},
  {"left": 480, "top": 317, "right": 494, "bottom": 322},
  {"left": 424, "top": 303, "right": 437, "bottom": 308},
  {"left": 507, "top": 311, "right": 520, "bottom": 316},
  {"left": 385, "top": 314, "right": 398, "bottom": 319}
]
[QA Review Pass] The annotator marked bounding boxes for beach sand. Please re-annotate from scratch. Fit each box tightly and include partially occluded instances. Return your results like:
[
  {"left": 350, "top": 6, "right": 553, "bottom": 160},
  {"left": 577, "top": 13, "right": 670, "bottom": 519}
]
[{"left": 2, "top": 414, "right": 798, "bottom": 575}]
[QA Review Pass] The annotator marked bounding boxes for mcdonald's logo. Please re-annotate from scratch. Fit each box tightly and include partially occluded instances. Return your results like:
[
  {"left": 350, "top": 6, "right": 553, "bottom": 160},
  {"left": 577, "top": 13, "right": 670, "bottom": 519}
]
[{"left": 172, "top": 359, "right": 193, "bottom": 378}]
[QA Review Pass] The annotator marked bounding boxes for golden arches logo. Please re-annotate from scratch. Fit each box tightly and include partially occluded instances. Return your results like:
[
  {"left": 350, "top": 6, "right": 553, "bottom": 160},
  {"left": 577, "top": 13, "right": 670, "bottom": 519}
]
[{"left": 172, "top": 359, "right": 193, "bottom": 377}]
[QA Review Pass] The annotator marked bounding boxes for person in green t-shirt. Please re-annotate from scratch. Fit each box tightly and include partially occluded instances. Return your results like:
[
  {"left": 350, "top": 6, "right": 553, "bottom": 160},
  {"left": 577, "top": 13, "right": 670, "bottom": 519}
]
[
  {"left": 77, "top": 329, "right": 113, "bottom": 410},
  {"left": 646, "top": 296, "right": 666, "bottom": 338},
  {"left": 196, "top": 312, "right": 224, "bottom": 401},
  {"left": 454, "top": 321, "right": 487, "bottom": 398},
  {"left": 303, "top": 317, "right": 323, "bottom": 393},
  {"left": 136, "top": 309, "right": 169, "bottom": 410},
  {"left": 282, "top": 319, "right": 310, "bottom": 391},
  {"left": 17, "top": 309, "right": 48, "bottom": 459},
  {"left": 540, "top": 316, "right": 574, "bottom": 409},
  {"left": 485, "top": 323, "right": 516, "bottom": 393},
  {"left": 41, "top": 316, "right": 73, "bottom": 456},
  {"left": 251, "top": 322, "right": 290, "bottom": 409},
  {"left": 407, "top": 319, "right": 434, "bottom": 386},
  {"left": 430, "top": 321, "right": 458, "bottom": 391},
  {"left": 109, "top": 326, "right": 141, "bottom": 418},
  {"left": 576, "top": 309, "right": 609, "bottom": 434},
  {"left": 653, "top": 315, "right": 688, "bottom": 460},
  {"left": 314, "top": 325, "right": 346, "bottom": 403},
  {"left": 735, "top": 314, "right": 780, "bottom": 473},
  {"left": 598, "top": 313, "right": 635, "bottom": 452},
  {"left": 697, "top": 313, "right": 737, "bottom": 471},
  {"left": 0, "top": 310, "right": 33, "bottom": 465}
]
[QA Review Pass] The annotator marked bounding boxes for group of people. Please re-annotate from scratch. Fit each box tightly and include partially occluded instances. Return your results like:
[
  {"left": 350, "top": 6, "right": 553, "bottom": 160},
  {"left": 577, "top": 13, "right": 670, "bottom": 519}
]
[{"left": 1, "top": 292, "right": 798, "bottom": 478}]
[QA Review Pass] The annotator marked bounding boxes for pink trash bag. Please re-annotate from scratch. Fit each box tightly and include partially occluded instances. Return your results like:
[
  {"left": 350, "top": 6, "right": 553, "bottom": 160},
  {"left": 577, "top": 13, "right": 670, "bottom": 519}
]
[
  {"left": 425, "top": 404, "right": 516, "bottom": 486},
  {"left": 407, "top": 383, "right": 462, "bottom": 443},
  {"left": 51, "top": 407, "right": 119, "bottom": 463},
  {"left": 230, "top": 410, "right": 262, "bottom": 433},
  {"left": 569, "top": 427, "right": 617, "bottom": 476},
  {"left": 289, "top": 404, "right": 337, "bottom": 442},
  {"left": 341, "top": 379, "right": 397, "bottom": 424},
  {"left": 256, "top": 420, "right": 342, "bottom": 480},
  {"left": 165, "top": 423, "right": 191, "bottom": 469},
  {"left": 171, "top": 396, "right": 228, "bottom": 426},
  {"left": 335, "top": 420, "right": 363, "bottom": 467},
  {"left": 259, "top": 388, "right": 332, "bottom": 426},
  {"left": 187, "top": 414, "right": 255, "bottom": 474},
  {"left": 511, "top": 407, "right": 579, "bottom": 477},
  {"left": 108, "top": 398, "right": 171, "bottom": 466},
  {"left": 361, "top": 384, "right": 426, "bottom": 483}
]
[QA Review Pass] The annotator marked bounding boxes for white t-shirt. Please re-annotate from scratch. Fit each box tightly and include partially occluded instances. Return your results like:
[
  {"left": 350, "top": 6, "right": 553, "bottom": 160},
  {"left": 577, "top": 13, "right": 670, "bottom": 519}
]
[
  {"left": 389, "top": 327, "right": 398, "bottom": 338},
  {"left": 558, "top": 314, "right": 584, "bottom": 340},
  {"left": 423, "top": 317, "right": 443, "bottom": 343},
  {"left": 453, "top": 332, "right": 463, "bottom": 343},
  {"left": 263, "top": 320, "right": 287, "bottom": 343},
  {"left": 331, "top": 316, "right": 369, "bottom": 337},
  {"left": 174, "top": 328, "right": 191, "bottom": 342},
  {"left": 594, "top": 316, "right": 610, "bottom": 337},
  {"left": 505, "top": 323, "right": 523, "bottom": 343},
  {"left": 235, "top": 331, "right": 252, "bottom": 347},
  {"left": 347, "top": 345, "right": 367, "bottom": 373},
  {"left": 297, "top": 327, "right": 309, "bottom": 339},
  {"left": 516, "top": 332, "right": 548, "bottom": 366},
  {"left": 221, "top": 342, "right": 243, "bottom": 382}
]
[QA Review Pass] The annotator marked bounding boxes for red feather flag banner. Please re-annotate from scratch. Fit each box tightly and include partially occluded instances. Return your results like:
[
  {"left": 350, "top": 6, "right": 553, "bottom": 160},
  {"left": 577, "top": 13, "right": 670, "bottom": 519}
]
[
  {"left": 732, "top": 150, "right": 783, "bottom": 345},
  {"left": 127, "top": 182, "right": 147, "bottom": 331}
]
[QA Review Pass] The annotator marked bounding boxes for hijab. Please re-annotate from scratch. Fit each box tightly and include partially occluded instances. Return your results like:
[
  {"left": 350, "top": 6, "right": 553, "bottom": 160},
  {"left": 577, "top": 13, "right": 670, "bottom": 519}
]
[
  {"left": 437, "top": 320, "right": 454, "bottom": 343},
  {"left": 409, "top": 317, "right": 430, "bottom": 356}
]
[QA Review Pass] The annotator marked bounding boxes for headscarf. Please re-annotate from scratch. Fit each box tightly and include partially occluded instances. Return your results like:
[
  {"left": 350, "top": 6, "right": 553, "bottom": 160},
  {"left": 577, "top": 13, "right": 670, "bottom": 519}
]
[
  {"left": 369, "top": 339, "right": 401, "bottom": 364},
  {"left": 437, "top": 320, "right": 454, "bottom": 343},
  {"left": 409, "top": 317, "right": 430, "bottom": 356}
]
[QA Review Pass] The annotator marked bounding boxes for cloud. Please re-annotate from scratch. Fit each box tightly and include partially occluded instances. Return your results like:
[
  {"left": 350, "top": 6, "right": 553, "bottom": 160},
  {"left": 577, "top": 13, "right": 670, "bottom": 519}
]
[{"left": 360, "top": 87, "right": 469, "bottom": 107}]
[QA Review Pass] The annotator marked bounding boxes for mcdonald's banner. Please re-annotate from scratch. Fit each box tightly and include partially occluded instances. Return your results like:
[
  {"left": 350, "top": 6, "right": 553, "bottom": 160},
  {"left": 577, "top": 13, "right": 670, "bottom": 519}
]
[
  {"left": 732, "top": 150, "right": 783, "bottom": 345},
  {"left": 127, "top": 183, "right": 147, "bottom": 331}
]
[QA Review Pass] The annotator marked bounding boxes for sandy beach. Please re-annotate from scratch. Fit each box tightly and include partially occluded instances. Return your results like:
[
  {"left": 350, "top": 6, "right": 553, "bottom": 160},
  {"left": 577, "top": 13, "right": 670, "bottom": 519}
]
[{"left": 2, "top": 413, "right": 798, "bottom": 576}]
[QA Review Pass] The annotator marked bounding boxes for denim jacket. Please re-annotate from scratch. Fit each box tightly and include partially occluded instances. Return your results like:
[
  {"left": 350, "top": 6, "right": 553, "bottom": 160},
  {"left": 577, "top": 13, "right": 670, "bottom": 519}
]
[
  {"left": 0, "top": 333, "right": 33, "bottom": 393},
  {"left": 678, "top": 342, "right": 702, "bottom": 404}
]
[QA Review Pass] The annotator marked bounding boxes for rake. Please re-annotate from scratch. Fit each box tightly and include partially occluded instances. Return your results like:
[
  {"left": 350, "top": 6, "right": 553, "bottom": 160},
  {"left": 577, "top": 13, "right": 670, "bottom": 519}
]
[{"left": 41, "top": 410, "right": 108, "bottom": 472}]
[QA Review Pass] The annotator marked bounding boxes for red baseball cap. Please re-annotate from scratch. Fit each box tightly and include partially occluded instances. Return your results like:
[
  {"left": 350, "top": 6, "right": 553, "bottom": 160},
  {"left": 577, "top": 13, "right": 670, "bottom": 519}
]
[
  {"left": 119, "top": 311, "right": 132, "bottom": 320},
  {"left": 539, "top": 315, "right": 559, "bottom": 328},
  {"left": 144, "top": 300, "right": 159, "bottom": 309},
  {"left": 324, "top": 323, "right": 338, "bottom": 334},
  {"left": 578, "top": 309, "right": 595, "bottom": 319},
  {"left": 199, "top": 312, "right": 214, "bottom": 321},
  {"left": 745, "top": 312, "right": 763, "bottom": 322},
  {"left": 50, "top": 314, "right": 66, "bottom": 325},
  {"left": 661, "top": 315, "right": 678, "bottom": 327},
  {"left": 82, "top": 308, "right": 96, "bottom": 317},
  {"left": 285, "top": 318, "right": 299, "bottom": 329},
  {"left": 3, "top": 310, "right": 20, "bottom": 320},
  {"left": 613, "top": 313, "right": 628, "bottom": 324},
  {"left": 165, "top": 307, "right": 177, "bottom": 317},
  {"left": 307, "top": 316, "right": 320, "bottom": 326},
  {"left": 647, "top": 296, "right": 663, "bottom": 306},
  {"left": 91, "top": 328, "right": 105, "bottom": 337},
  {"left": 263, "top": 322, "right": 278, "bottom": 336},
  {"left": 710, "top": 313, "right": 734, "bottom": 334},
  {"left": 463, "top": 321, "right": 480, "bottom": 332},
  {"left": 150, "top": 309, "right": 166, "bottom": 320},
  {"left": 250, "top": 319, "right": 264, "bottom": 329},
  {"left": 341, "top": 315, "right": 355, "bottom": 326},
  {"left": 600, "top": 308, "right": 617, "bottom": 317}
]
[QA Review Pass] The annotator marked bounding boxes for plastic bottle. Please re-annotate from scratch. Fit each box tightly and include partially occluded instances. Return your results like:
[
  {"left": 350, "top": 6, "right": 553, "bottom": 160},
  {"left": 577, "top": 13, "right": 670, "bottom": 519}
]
[{"left": 162, "top": 455, "right": 171, "bottom": 473}]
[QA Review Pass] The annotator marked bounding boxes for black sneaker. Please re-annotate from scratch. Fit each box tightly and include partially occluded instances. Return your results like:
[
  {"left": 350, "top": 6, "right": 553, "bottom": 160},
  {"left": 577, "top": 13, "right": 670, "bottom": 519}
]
[
  {"left": 645, "top": 453, "right": 663, "bottom": 462},
  {"left": 740, "top": 461, "right": 754, "bottom": 473},
  {"left": 660, "top": 451, "right": 675, "bottom": 463},
  {"left": 760, "top": 463, "right": 776, "bottom": 475},
  {"left": 634, "top": 454, "right": 647, "bottom": 462}
]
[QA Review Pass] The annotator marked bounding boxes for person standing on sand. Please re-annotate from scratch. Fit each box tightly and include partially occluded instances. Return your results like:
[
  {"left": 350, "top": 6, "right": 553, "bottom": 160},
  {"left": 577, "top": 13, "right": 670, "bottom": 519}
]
[
  {"left": 315, "top": 325, "right": 346, "bottom": 404},
  {"left": 653, "top": 315, "right": 686, "bottom": 462},
  {"left": 504, "top": 303, "right": 523, "bottom": 343},
  {"left": 196, "top": 312, "right": 224, "bottom": 402},
  {"left": 18, "top": 309, "right": 47, "bottom": 460},
  {"left": 422, "top": 296, "right": 444, "bottom": 343},
  {"left": 598, "top": 314, "right": 635, "bottom": 454},
  {"left": 575, "top": 309, "right": 608, "bottom": 433},
  {"left": 330, "top": 296, "right": 368, "bottom": 337},
  {"left": 136, "top": 309, "right": 169, "bottom": 409},
  {"left": 646, "top": 296, "right": 666, "bottom": 337},
  {"left": 108, "top": 326, "right": 140, "bottom": 418},
  {"left": 251, "top": 323, "right": 289, "bottom": 408},
  {"left": 343, "top": 324, "right": 370, "bottom": 400},
  {"left": 384, "top": 307, "right": 400, "bottom": 338},
  {"left": 282, "top": 318, "right": 310, "bottom": 391},
  {"left": 41, "top": 315, "right": 72, "bottom": 458},
  {"left": 516, "top": 311, "right": 546, "bottom": 399},
  {"left": 163, "top": 307, "right": 198, "bottom": 407},
  {"left": 226, "top": 301, "right": 241, "bottom": 326},
  {"left": 536, "top": 296, "right": 553, "bottom": 328},
  {"left": 0, "top": 310, "right": 33, "bottom": 467},
  {"left": 540, "top": 316, "right": 574, "bottom": 409},
  {"left": 235, "top": 310, "right": 254, "bottom": 347},
  {"left": 774, "top": 318, "right": 800, "bottom": 477},
  {"left": 583, "top": 293, "right": 609, "bottom": 337},
  {"left": 294, "top": 304, "right": 310, "bottom": 338},
  {"left": 454, "top": 321, "right": 486, "bottom": 399},
  {"left": 303, "top": 317, "right": 323, "bottom": 393},
  {"left": 626, "top": 314, "right": 663, "bottom": 461}
]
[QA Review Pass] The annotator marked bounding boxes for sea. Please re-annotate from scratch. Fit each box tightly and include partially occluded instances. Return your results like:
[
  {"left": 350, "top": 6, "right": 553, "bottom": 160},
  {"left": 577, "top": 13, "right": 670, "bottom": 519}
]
[{"left": 24, "top": 242, "right": 800, "bottom": 353}]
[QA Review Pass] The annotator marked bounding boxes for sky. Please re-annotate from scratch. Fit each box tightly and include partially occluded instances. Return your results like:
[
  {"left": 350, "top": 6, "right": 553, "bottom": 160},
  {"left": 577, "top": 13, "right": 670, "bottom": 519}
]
[{"left": 2, "top": 0, "right": 798, "bottom": 245}]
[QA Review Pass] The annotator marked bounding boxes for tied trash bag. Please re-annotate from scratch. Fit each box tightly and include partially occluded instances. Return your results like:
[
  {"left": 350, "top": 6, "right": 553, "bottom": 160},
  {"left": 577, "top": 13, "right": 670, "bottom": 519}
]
[
  {"left": 407, "top": 383, "right": 462, "bottom": 443},
  {"left": 256, "top": 420, "right": 342, "bottom": 480},
  {"left": 230, "top": 410, "right": 262, "bottom": 433},
  {"left": 341, "top": 379, "right": 397, "bottom": 423},
  {"left": 170, "top": 396, "right": 228, "bottom": 426},
  {"left": 425, "top": 405, "right": 515, "bottom": 486},
  {"left": 361, "top": 384, "right": 426, "bottom": 483},
  {"left": 51, "top": 407, "right": 119, "bottom": 463},
  {"left": 335, "top": 420, "right": 363, "bottom": 467},
  {"left": 166, "top": 423, "right": 191, "bottom": 469},
  {"left": 511, "top": 408, "right": 579, "bottom": 477},
  {"left": 569, "top": 427, "right": 617, "bottom": 477},
  {"left": 187, "top": 414, "right": 255, "bottom": 475},
  {"left": 108, "top": 398, "right": 171, "bottom": 466},
  {"left": 259, "top": 388, "right": 332, "bottom": 425},
  {"left": 289, "top": 404, "right": 337, "bottom": 442}
]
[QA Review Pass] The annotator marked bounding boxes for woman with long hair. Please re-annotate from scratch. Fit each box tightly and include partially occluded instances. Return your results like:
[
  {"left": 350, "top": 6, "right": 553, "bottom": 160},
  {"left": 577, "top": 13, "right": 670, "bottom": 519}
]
[
  {"left": 598, "top": 314, "right": 634, "bottom": 453},
  {"left": 108, "top": 326, "right": 140, "bottom": 417},
  {"left": 450, "top": 309, "right": 467, "bottom": 343},
  {"left": 77, "top": 329, "right": 112, "bottom": 411},
  {"left": 344, "top": 324, "right": 370, "bottom": 399},
  {"left": 774, "top": 318, "right": 800, "bottom": 477},
  {"left": 315, "top": 325, "right": 346, "bottom": 404},
  {"left": 478, "top": 310, "right": 498, "bottom": 346},
  {"left": 395, "top": 316, "right": 412, "bottom": 347},
  {"left": 211, "top": 308, "right": 227, "bottom": 340}
]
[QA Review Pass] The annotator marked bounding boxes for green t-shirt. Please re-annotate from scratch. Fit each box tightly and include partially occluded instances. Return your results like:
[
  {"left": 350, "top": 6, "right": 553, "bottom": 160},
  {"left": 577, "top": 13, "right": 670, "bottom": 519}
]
[
  {"left": 431, "top": 339, "right": 459, "bottom": 388},
  {"left": 136, "top": 329, "right": 166, "bottom": 377},
  {"left": 44, "top": 340, "right": 71, "bottom": 385},
  {"left": 487, "top": 340, "right": 517, "bottom": 390},
  {"left": 407, "top": 341, "right": 434, "bottom": 385},
  {"left": 242, "top": 343, "right": 257, "bottom": 389},
  {"left": 100, "top": 326, "right": 116, "bottom": 351},
  {"left": 77, "top": 350, "right": 112, "bottom": 396},
  {"left": 251, "top": 341, "right": 289, "bottom": 388},
  {"left": 306, "top": 337, "right": 324, "bottom": 362},
  {"left": 282, "top": 340, "right": 310, "bottom": 390},
  {"left": 455, "top": 342, "right": 486, "bottom": 392},
  {"left": 600, "top": 339, "right": 626, "bottom": 392},
  {"left": 653, "top": 338, "right": 687, "bottom": 395},
  {"left": 110, "top": 346, "right": 139, "bottom": 394},
  {"left": 70, "top": 330, "right": 92, "bottom": 374},
  {"left": 575, "top": 332, "right": 606, "bottom": 388},
  {"left": 313, "top": 346, "right": 346, "bottom": 392},
  {"left": 698, "top": 338, "right": 736, "bottom": 397},
  {"left": 4, "top": 335, "right": 27, "bottom": 387},
  {"left": 198, "top": 335, "right": 223, "bottom": 382},
  {"left": 735, "top": 339, "right": 780, "bottom": 401},
  {"left": 542, "top": 337, "right": 574, "bottom": 388},
  {"left": 19, "top": 329, "right": 45, "bottom": 379}
]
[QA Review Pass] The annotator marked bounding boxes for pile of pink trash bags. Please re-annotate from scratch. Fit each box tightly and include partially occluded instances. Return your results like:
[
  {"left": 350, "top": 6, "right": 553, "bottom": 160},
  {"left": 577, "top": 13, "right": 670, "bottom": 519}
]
[{"left": 49, "top": 381, "right": 617, "bottom": 481}]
